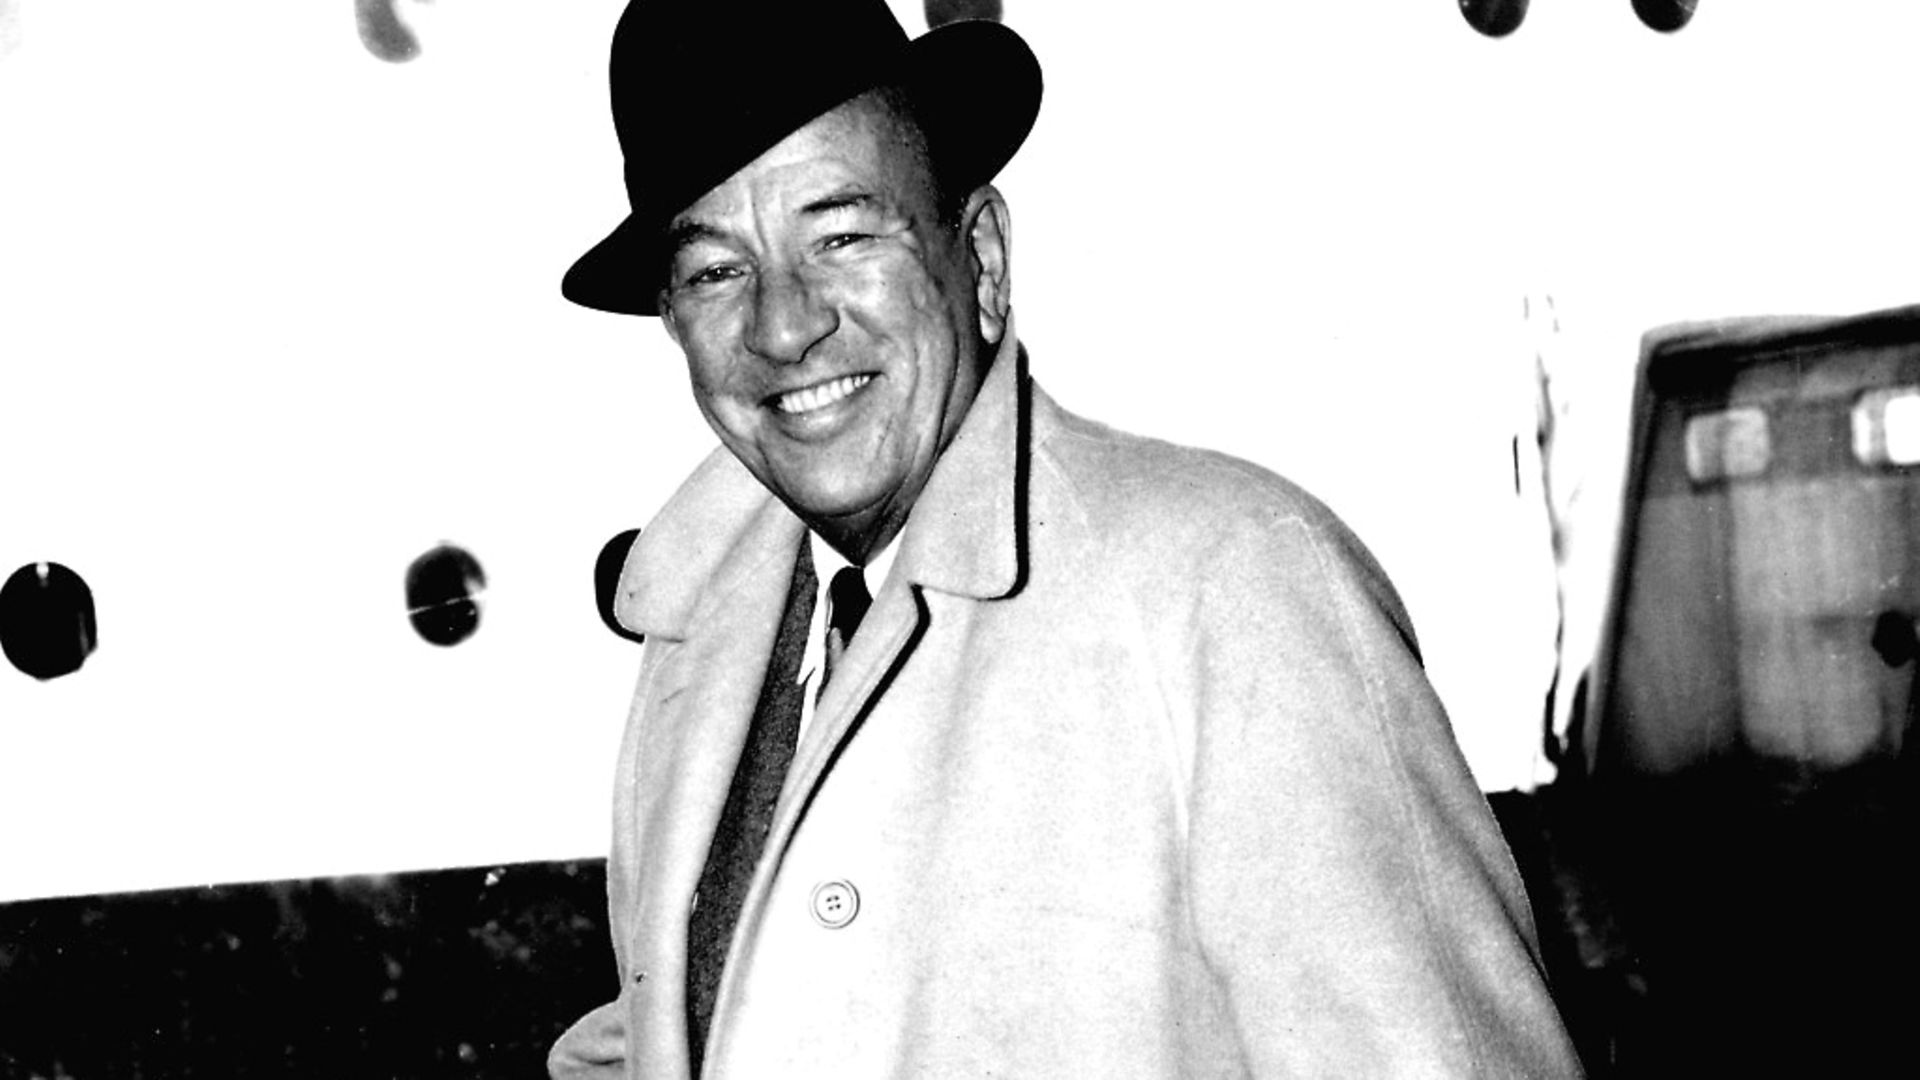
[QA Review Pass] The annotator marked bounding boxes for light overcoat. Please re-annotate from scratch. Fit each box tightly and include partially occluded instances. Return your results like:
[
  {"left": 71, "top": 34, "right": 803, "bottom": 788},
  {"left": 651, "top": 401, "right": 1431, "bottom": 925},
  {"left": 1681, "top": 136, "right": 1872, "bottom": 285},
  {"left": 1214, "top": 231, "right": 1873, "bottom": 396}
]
[{"left": 552, "top": 338, "right": 1583, "bottom": 1078}]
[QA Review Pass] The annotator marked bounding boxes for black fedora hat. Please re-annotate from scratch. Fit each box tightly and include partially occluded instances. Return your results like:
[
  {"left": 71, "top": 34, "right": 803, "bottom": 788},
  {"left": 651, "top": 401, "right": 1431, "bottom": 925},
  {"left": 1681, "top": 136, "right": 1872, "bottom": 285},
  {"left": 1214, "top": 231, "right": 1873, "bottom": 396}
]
[{"left": 561, "top": 0, "right": 1043, "bottom": 317}]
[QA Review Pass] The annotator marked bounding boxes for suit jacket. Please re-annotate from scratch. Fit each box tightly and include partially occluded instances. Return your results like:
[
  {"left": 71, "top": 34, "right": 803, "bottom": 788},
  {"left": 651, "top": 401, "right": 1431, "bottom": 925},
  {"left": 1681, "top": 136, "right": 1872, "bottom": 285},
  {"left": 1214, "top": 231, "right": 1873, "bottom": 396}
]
[{"left": 551, "top": 336, "right": 1582, "bottom": 1078}]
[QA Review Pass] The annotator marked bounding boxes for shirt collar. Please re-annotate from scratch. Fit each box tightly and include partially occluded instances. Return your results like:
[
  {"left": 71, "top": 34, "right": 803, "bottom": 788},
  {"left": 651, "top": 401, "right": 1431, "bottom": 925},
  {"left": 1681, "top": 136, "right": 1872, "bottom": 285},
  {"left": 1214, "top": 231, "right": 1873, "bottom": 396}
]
[
  {"left": 807, "top": 530, "right": 901, "bottom": 602},
  {"left": 798, "top": 529, "right": 900, "bottom": 694}
]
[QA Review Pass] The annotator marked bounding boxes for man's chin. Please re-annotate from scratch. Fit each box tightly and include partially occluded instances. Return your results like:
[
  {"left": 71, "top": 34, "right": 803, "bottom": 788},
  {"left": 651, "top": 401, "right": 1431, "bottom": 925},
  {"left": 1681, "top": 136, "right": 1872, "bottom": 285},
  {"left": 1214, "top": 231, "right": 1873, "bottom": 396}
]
[
  {"left": 792, "top": 496, "right": 885, "bottom": 533},
  {"left": 782, "top": 491, "right": 905, "bottom": 558},
  {"left": 765, "top": 469, "right": 893, "bottom": 523}
]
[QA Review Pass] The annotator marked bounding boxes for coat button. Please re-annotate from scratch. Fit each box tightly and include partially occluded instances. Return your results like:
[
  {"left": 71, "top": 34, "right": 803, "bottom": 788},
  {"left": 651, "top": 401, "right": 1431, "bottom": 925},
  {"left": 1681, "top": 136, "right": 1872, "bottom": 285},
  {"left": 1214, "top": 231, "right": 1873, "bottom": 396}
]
[{"left": 809, "top": 880, "right": 859, "bottom": 929}]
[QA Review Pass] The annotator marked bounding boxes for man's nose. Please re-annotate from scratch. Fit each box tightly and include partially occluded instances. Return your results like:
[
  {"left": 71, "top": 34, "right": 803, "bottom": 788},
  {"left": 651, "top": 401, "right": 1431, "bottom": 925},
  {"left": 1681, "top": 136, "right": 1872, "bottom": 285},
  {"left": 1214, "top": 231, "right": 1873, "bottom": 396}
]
[{"left": 746, "top": 269, "right": 836, "bottom": 364}]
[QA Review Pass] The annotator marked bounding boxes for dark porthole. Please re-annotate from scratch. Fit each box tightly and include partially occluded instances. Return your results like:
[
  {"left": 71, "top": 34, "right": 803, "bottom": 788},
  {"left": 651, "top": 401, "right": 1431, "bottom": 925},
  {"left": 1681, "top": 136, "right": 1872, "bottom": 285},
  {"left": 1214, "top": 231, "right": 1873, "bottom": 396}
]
[
  {"left": 0, "top": 562, "right": 98, "bottom": 681},
  {"left": 1633, "top": 0, "right": 1698, "bottom": 34},
  {"left": 595, "top": 529, "right": 646, "bottom": 646},
  {"left": 355, "top": 0, "right": 420, "bottom": 63},
  {"left": 1459, "top": 0, "right": 1528, "bottom": 38},
  {"left": 406, "top": 544, "right": 485, "bottom": 647}
]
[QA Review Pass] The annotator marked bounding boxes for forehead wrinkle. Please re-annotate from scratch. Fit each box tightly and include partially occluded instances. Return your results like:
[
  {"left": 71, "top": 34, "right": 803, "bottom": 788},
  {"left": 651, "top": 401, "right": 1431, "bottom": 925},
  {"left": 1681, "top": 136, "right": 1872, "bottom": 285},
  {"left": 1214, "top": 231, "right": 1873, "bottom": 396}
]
[{"left": 669, "top": 97, "right": 927, "bottom": 264}]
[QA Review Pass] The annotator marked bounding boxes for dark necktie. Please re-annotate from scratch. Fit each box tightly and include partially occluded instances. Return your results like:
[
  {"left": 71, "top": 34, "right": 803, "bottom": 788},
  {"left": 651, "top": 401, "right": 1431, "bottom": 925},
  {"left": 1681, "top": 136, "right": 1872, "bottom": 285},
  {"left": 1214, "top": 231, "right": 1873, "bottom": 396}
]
[
  {"left": 823, "top": 565, "right": 872, "bottom": 690},
  {"left": 686, "top": 542, "right": 816, "bottom": 1077}
]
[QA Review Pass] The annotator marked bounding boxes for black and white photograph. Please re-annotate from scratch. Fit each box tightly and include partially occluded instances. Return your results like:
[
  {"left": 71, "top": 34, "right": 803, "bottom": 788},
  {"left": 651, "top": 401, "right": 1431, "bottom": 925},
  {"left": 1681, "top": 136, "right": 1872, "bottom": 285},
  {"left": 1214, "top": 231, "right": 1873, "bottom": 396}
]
[{"left": 3, "top": 1, "right": 1916, "bottom": 1076}]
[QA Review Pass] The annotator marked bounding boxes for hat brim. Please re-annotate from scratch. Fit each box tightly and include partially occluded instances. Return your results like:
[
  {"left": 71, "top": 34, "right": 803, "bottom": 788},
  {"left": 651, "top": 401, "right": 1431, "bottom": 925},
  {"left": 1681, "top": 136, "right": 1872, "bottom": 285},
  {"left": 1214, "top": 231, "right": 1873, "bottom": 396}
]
[{"left": 560, "top": 19, "right": 1042, "bottom": 317}]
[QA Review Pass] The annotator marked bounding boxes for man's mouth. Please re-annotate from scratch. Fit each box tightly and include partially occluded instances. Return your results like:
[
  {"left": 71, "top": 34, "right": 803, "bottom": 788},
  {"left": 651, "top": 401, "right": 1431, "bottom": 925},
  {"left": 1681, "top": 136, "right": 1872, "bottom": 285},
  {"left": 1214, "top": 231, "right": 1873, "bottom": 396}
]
[{"left": 773, "top": 374, "right": 874, "bottom": 415}]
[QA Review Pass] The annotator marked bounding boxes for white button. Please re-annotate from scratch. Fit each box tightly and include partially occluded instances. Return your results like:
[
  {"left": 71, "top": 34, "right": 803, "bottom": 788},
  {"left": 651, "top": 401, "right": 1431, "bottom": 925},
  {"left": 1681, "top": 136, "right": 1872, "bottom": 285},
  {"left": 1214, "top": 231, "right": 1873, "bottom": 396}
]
[{"left": 809, "top": 879, "right": 860, "bottom": 929}]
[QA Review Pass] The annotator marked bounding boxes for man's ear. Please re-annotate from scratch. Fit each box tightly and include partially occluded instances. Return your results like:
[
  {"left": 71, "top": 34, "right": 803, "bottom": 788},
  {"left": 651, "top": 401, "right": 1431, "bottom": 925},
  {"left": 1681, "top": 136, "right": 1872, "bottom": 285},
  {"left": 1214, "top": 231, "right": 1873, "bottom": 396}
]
[
  {"left": 961, "top": 185, "right": 1012, "bottom": 345},
  {"left": 660, "top": 297, "right": 683, "bottom": 348}
]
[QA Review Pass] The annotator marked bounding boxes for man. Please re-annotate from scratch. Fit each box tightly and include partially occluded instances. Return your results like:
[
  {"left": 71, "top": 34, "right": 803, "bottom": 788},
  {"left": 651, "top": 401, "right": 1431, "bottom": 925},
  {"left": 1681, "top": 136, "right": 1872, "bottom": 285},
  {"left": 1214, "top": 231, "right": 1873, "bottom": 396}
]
[{"left": 551, "top": 1, "right": 1582, "bottom": 1076}]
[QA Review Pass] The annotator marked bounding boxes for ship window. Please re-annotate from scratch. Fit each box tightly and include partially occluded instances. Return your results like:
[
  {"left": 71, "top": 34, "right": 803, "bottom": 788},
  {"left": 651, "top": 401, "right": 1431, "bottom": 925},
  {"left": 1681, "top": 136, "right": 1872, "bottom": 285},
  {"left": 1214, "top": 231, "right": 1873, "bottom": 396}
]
[
  {"left": 1684, "top": 407, "right": 1771, "bottom": 483},
  {"left": 1851, "top": 387, "right": 1920, "bottom": 467}
]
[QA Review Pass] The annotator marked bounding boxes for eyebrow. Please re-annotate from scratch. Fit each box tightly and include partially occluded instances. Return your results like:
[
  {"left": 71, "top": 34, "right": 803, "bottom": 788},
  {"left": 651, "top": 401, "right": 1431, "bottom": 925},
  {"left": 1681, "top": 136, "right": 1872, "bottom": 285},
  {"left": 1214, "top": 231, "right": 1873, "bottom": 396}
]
[
  {"left": 800, "top": 191, "right": 876, "bottom": 217},
  {"left": 665, "top": 220, "right": 726, "bottom": 257}
]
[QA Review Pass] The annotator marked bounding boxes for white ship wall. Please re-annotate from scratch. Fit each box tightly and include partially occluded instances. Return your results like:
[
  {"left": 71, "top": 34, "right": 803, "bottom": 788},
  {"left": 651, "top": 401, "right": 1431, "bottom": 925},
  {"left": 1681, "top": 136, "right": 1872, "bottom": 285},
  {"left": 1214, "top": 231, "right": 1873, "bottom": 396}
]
[{"left": 3, "top": 0, "right": 1915, "bottom": 899}]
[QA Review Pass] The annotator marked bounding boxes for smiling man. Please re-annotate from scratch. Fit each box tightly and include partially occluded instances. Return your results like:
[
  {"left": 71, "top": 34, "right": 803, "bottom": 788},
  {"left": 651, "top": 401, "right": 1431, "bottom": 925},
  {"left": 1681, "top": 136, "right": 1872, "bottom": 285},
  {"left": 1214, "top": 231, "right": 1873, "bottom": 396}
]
[
  {"left": 550, "top": 2, "right": 1582, "bottom": 1078},
  {"left": 660, "top": 90, "right": 997, "bottom": 567}
]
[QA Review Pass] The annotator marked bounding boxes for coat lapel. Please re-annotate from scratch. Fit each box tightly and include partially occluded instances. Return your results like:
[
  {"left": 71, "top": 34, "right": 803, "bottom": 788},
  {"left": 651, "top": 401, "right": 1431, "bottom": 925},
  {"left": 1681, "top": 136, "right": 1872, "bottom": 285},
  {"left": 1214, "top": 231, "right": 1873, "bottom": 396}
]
[
  {"left": 778, "top": 335, "right": 1030, "bottom": 820},
  {"left": 613, "top": 454, "right": 806, "bottom": 1079}
]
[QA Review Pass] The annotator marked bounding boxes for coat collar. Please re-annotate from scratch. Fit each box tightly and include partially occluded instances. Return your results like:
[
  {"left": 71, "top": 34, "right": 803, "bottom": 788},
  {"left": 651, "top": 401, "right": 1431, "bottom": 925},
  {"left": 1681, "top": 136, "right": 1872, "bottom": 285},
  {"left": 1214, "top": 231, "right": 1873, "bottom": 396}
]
[{"left": 614, "top": 323, "right": 1029, "bottom": 639}]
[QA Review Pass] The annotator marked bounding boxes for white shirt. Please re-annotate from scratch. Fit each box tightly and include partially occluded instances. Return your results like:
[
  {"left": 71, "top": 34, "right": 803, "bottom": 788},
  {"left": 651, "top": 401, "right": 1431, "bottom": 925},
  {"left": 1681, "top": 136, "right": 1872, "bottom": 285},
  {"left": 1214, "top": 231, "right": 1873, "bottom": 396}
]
[{"left": 797, "top": 531, "right": 901, "bottom": 741}]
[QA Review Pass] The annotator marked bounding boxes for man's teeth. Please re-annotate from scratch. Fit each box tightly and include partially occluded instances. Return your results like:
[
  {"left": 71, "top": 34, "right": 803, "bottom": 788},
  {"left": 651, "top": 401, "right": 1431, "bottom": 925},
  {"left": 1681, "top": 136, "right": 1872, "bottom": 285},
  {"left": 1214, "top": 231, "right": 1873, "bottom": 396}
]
[{"left": 777, "top": 374, "right": 872, "bottom": 415}]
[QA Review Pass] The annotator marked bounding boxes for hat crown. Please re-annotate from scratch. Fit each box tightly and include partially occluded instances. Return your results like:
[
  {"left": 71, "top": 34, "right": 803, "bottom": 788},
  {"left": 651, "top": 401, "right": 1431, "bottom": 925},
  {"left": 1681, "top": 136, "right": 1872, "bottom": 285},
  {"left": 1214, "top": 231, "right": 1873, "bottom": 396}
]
[{"left": 608, "top": 0, "right": 912, "bottom": 226}]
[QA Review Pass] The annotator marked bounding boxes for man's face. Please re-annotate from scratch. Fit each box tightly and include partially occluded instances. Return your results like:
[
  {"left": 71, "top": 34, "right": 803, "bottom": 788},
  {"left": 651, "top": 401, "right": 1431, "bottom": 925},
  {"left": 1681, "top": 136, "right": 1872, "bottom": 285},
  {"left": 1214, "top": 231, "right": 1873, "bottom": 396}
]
[{"left": 659, "top": 94, "right": 999, "bottom": 562}]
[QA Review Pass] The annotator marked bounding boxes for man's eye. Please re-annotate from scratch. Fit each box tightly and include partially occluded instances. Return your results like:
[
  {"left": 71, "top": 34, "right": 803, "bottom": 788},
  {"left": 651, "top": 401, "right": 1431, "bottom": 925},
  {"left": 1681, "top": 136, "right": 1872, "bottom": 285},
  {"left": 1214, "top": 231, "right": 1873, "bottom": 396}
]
[
  {"left": 821, "top": 233, "right": 870, "bottom": 252},
  {"left": 685, "top": 264, "right": 743, "bottom": 288}
]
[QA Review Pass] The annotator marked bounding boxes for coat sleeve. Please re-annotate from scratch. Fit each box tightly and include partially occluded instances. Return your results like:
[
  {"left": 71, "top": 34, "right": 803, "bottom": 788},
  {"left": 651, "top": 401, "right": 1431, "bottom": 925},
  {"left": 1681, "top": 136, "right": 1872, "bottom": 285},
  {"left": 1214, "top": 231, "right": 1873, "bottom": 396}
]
[
  {"left": 548, "top": 996, "right": 630, "bottom": 1079},
  {"left": 550, "top": 645, "right": 659, "bottom": 1080},
  {"left": 547, "top": 857, "right": 634, "bottom": 1080},
  {"left": 1179, "top": 509, "right": 1581, "bottom": 1077}
]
